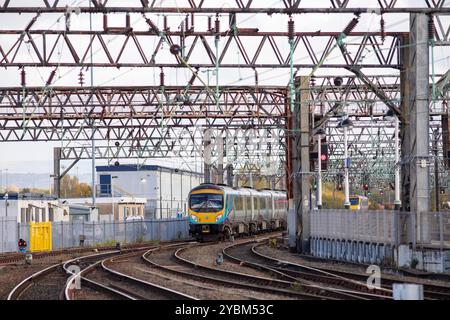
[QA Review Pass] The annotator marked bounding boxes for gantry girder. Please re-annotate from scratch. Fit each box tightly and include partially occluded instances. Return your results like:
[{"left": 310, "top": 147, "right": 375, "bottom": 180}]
[{"left": 0, "top": 0, "right": 448, "bottom": 13}]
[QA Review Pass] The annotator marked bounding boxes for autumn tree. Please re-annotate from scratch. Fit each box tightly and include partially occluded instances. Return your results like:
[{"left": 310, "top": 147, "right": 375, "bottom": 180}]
[{"left": 60, "top": 175, "right": 92, "bottom": 198}]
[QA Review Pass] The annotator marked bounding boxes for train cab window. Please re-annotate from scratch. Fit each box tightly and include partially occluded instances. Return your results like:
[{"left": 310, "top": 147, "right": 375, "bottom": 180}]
[
  {"left": 190, "top": 193, "right": 223, "bottom": 212},
  {"left": 350, "top": 197, "right": 359, "bottom": 205}
]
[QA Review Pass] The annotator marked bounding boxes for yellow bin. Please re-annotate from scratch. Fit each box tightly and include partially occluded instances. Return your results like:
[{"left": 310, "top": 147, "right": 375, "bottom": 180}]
[{"left": 29, "top": 222, "right": 52, "bottom": 252}]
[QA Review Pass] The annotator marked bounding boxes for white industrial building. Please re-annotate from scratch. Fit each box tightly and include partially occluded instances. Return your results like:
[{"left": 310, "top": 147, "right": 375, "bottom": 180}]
[
  {"left": 95, "top": 165, "right": 203, "bottom": 219},
  {"left": 0, "top": 192, "right": 69, "bottom": 223},
  {"left": 63, "top": 196, "right": 146, "bottom": 222}
]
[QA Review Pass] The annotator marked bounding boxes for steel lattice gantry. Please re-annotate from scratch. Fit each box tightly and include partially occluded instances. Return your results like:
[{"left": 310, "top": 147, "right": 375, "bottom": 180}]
[{"left": 1, "top": 1, "right": 450, "bottom": 252}]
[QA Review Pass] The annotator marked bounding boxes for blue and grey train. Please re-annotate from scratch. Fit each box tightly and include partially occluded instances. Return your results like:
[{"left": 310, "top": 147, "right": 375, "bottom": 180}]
[{"left": 188, "top": 183, "right": 288, "bottom": 239}]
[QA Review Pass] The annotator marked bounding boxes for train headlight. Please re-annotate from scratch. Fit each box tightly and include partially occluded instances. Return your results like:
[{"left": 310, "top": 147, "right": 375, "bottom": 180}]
[
  {"left": 215, "top": 215, "right": 223, "bottom": 222},
  {"left": 190, "top": 215, "right": 198, "bottom": 222}
]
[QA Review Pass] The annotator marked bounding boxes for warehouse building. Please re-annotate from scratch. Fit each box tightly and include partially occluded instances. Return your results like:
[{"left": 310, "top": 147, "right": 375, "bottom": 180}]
[
  {"left": 63, "top": 197, "right": 145, "bottom": 222},
  {"left": 0, "top": 192, "right": 69, "bottom": 223},
  {"left": 95, "top": 165, "right": 202, "bottom": 219}
]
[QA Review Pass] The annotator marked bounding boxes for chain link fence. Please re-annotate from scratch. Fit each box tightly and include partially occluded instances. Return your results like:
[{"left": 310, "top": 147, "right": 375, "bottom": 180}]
[
  {"left": 1, "top": 218, "right": 189, "bottom": 253},
  {"left": 48, "top": 218, "right": 189, "bottom": 250},
  {"left": 418, "top": 211, "right": 450, "bottom": 249},
  {"left": 310, "top": 209, "right": 415, "bottom": 245}
]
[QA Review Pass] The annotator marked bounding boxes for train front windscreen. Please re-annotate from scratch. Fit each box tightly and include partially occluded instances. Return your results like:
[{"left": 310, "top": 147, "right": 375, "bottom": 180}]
[
  {"left": 189, "top": 193, "right": 223, "bottom": 212},
  {"left": 350, "top": 197, "right": 360, "bottom": 206}
]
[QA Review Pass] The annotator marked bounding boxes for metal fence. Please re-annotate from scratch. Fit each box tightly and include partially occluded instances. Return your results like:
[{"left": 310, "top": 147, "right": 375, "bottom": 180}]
[
  {"left": 9, "top": 218, "right": 189, "bottom": 253},
  {"left": 0, "top": 217, "right": 17, "bottom": 253},
  {"left": 310, "top": 209, "right": 414, "bottom": 245},
  {"left": 418, "top": 211, "right": 450, "bottom": 249}
]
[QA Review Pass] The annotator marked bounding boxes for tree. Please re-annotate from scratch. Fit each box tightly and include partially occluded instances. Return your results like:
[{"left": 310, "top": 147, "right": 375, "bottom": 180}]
[{"left": 60, "top": 174, "right": 92, "bottom": 198}]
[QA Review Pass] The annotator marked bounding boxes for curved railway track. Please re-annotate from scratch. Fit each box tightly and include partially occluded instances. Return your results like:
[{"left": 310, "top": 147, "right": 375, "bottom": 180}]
[
  {"left": 7, "top": 242, "right": 196, "bottom": 300},
  {"left": 247, "top": 240, "right": 450, "bottom": 300},
  {"left": 222, "top": 239, "right": 392, "bottom": 300},
  {"left": 8, "top": 249, "right": 126, "bottom": 300},
  {"left": 264, "top": 243, "right": 450, "bottom": 300},
  {"left": 82, "top": 244, "right": 198, "bottom": 300},
  {"left": 142, "top": 235, "right": 385, "bottom": 300}
]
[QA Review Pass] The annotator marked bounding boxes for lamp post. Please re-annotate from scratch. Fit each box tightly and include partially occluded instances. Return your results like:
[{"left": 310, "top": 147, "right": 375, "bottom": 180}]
[
  {"left": 384, "top": 109, "right": 401, "bottom": 210},
  {"left": 111, "top": 176, "right": 118, "bottom": 220},
  {"left": 337, "top": 118, "right": 353, "bottom": 209},
  {"left": 315, "top": 128, "right": 326, "bottom": 209},
  {"left": 3, "top": 192, "right": 8, "bottom": 218}
]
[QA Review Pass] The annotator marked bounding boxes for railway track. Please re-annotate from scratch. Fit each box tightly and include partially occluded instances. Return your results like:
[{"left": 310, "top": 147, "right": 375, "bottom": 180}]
[
  {"left": 143, "top": 235, "right": 380, "bottom": 300},
  {"left": 7, "top": 249, "right": 126, "bottom": 300},
  {"left": 7, "top": 242, "right": 195, "bottom": 300},
  {"left": 222, "top": 238, "right": 392, "bottom": 300},
  {"left": 0, "top": 242, "right": 156, "bottom": 265},
  {"left": 270, "top": 244, "right": 450, "bottom": 300},
  {"left": 83, "top": 244, "right": 198, "bottom": 300}
]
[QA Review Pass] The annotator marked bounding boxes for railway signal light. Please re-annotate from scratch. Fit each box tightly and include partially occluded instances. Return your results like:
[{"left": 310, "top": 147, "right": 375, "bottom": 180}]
[
  {"left": 440, "top": 188, "right": 446, "bottom": 195},
  {"left": 380, "top": 189, "right": 384, "bottom": 195},
  {"left": 363, "top": 183, "right": 369, "bottom": 191}
]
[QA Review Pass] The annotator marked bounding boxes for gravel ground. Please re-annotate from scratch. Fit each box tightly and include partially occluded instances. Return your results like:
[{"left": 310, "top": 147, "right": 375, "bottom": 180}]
[
  {"left": 255, "top": 244, "right": 450, "bottom": 288},
  {"left": 178, "top": 237, "right": 278, "bottom": 279},
  {"left": 74, "top": 285, "right": 122, "bottom": 300},
  {"left": 110, "top": 252, "right": 296, "bottom": 300}
]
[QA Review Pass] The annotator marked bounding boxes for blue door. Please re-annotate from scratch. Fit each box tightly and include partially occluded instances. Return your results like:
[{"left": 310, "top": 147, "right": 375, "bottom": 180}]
[{"left": 100, "top": 174, "right": 111, "bottom": 196}]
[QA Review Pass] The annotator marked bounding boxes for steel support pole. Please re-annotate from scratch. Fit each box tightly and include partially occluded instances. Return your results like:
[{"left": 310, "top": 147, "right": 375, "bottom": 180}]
[
  {"left": 293, "top": 76, "right": 311, "bottom": 253},
  {"left": 53, "top": 147, "right": 61, "bottom": 198},
  {"left": 344, "top": 127, "right": 350, "bottom": 209},
  {"left": 203, "top": 128, "right": 212, "bottom": 183},
  {"left": 394, "top": 116, "right": 402, "bottom": 210},
  {"left": 400, "top": 34, "right": 411, "bottom": 212},
  {"left": 409, "top": 13, "right": 431, "bottom": 242},
  {"left": 317, "top": 137, "right": 322, "bottom": 209}
]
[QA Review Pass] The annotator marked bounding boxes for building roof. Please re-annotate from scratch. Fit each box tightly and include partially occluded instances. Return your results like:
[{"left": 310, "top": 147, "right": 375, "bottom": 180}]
[
  {"left": 96, "top": 164, "right": 202, "bottom": 176},
  {"left": 0, "top": 192, "right": 57, "bottom": 200}
]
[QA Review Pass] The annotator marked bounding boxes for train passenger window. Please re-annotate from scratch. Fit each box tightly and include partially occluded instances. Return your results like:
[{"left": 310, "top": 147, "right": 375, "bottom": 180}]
[
  {"left": 235, "top": 196, "right": 244, "bottom": 211},
  {"left": 260, "top": 197, "right": 266, "bottom": 210},
  {"left": 246, "top": 196, "right": 252, "bottom": 211}
]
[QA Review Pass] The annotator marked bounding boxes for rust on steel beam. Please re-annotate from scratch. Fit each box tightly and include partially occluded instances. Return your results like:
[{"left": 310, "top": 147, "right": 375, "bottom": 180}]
[{"left": 0, "top": 7, "right": 449, "bottom": 14}]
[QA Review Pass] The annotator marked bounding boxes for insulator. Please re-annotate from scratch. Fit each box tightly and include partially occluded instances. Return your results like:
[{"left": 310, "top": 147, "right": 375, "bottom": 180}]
[
  {"left": 288, "top": 18, "right": 294, "bottom": 41},
  {"left": 103, "top": 13, "right": 108, "bottom": 31},
  {"left": 185, "top": 15, "right": 189, "bottom": 31},
  {"left": 164, "top": 15, "right": 168, "bottom": 30},
  {"left": 310, "top": 75, "right": 316, "bottom": 87},
  {"left": 215, "top": 15, "right": 220, "bottom": 39},
  {"left": 160, "top": 68, "right": 164, "bottom": 86},
  {"left": 20, "top": 68, "right": 26, "bottom": 87},
  {"left": 428, "top": 14, "right": 435, "bottom": 41},
  {"left": 46, "top": 69, "right": 57, "bottom": 86},
  {"left": 208, "top": 16, "right": 212, "bottom": 31},
  {"left": 380, "top": 15, "right": 385, "bottom": 43},
  {"left": 191, "top": 13, "right": 194, "bottom": 30},
  {"left": 78, "top": 70, "right": 84, "bottom": 86},
  {"left": 343, "top": 16, "right": 359, "bottom": 36}
]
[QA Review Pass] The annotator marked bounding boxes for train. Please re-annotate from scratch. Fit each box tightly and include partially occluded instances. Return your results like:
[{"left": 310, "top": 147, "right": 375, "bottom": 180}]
[
  {"left": 188, "top": 183, "right": 288, "bottom": 240},
  {"left": 349, "top": 195, "right": 369, "bottom": 210}
]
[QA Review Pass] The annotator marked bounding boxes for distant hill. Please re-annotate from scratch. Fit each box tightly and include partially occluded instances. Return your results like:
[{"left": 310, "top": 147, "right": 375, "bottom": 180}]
[{"left": 0, "top": 173, "right": 91, "bottom": 190}]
